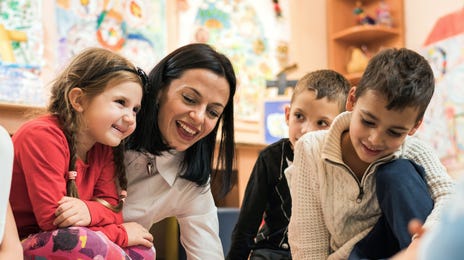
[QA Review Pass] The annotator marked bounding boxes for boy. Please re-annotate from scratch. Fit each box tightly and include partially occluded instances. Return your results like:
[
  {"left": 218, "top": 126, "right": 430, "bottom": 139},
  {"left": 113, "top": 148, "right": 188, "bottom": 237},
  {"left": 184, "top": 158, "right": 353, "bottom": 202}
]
[
  {"left": 226, "top": 70, "right": 351, "bottom": 259},
  {"left": 288, "top": 48, "right": 455, "bottom": 259}
]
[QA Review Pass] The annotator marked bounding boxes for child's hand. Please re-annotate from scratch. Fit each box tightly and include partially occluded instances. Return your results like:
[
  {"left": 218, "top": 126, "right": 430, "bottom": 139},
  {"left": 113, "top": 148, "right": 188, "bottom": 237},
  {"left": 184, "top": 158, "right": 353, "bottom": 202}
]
[
  {"left": 53, "top": 196, "right": 91, "bottom": 227},
  {"left": 391, "top": 219, "right": 425, "bottom": 260},
  {"left": 122, "top": 222, "right": 154, "bottom": 248}
]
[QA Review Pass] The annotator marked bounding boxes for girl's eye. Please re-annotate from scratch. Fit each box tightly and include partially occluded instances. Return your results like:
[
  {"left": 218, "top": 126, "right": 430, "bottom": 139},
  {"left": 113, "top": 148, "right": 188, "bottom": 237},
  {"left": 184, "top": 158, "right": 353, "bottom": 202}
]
[{"left": 116, "top": 99, "right": 125, "bottom": 106}]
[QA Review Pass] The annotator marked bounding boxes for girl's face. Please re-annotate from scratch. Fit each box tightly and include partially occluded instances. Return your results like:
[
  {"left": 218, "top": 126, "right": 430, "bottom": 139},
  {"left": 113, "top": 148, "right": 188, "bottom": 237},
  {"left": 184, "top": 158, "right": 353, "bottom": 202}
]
[
  {"left": 76, "top": 81, "right": 142, "bottom": 150},
  {"left": 157, "top": 69, "right": 230, "bottom": 152},
  {"left": 345, "top": 89, "right": 421, "bottom": 164}
]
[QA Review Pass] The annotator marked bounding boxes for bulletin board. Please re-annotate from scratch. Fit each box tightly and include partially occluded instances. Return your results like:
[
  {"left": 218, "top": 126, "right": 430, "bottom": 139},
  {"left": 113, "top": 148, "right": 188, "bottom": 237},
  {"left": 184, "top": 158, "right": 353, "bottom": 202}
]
[
  {"left": 263, "top": 98, "right": 289, "bottom": 144},
  {"left": 0, "top": 0, "right": 45, "bottom": 106},
  {"left": 0, "top": 0, "right": 167, "bottom": 107},
  {"left": 177, "top": 0, "right": 291, "bottom": 123},
  {"left": 416, "top": 19, "right": 464, "bottom": 168}
]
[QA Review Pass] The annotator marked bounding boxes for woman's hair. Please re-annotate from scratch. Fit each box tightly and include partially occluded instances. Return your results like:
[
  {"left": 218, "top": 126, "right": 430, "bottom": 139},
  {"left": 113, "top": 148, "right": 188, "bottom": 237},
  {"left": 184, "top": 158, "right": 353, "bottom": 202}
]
[
  {"left": 48, "top": 47, "right": 145, "bottom": 211},
  {"left": 127, "top": 43, "right": 237, "bottom": 197}
]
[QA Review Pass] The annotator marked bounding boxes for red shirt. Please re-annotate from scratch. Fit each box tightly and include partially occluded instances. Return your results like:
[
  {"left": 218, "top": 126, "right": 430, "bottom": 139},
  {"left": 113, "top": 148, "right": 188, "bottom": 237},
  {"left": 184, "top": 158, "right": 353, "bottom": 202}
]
[{"left": 10, "top": 115, "right": 128, "bottom": 247}]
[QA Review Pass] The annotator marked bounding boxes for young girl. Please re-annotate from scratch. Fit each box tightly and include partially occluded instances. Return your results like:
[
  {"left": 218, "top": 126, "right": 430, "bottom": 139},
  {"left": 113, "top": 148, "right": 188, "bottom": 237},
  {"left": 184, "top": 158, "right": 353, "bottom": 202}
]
[{"left": 10, "top": 47, "right": 155, "bottom": 259}]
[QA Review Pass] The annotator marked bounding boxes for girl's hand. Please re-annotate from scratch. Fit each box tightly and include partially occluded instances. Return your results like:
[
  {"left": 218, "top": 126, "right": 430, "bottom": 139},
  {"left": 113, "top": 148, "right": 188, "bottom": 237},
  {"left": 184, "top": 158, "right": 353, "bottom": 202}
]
[
  {"left": 53, "top": 196, "right": 91, "bottom": 227},
  {"left": 122, "top": 222, "right": 154, "bottom": 248}
]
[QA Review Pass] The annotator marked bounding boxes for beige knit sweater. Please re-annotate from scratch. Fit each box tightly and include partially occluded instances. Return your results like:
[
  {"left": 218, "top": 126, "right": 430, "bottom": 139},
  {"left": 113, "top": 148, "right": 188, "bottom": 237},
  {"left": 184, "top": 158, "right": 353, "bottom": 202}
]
[{"left": 287, "top": 112, "right": 455, "bottom": 260}]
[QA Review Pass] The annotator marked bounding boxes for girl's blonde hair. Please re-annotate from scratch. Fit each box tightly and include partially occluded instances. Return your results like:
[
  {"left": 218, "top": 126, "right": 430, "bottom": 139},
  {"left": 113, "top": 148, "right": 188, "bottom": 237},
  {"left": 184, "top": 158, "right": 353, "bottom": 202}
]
[{"left": 48, "top": 47, "right": 146, "bottom": 212}]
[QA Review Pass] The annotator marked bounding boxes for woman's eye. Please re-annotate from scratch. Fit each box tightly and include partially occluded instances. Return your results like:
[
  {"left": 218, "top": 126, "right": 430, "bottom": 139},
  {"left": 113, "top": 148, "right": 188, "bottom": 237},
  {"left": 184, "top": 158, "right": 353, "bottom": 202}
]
[
  {"left": 208, "top": 109, "right": 220, "bottom": 118},
  {"left": 183, "top": 94, "right": 195, "bottom": 104}
]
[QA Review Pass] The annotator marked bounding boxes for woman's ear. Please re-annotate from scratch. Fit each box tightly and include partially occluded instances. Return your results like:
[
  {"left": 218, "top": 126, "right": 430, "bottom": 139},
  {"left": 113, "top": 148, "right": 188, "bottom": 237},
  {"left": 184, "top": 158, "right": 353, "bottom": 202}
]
[
  {"left": 345, "top": 87, "right": 357, "bottom": 111},
  {"left": 68, "top": 88, "right": 85, "bottom": 112}
]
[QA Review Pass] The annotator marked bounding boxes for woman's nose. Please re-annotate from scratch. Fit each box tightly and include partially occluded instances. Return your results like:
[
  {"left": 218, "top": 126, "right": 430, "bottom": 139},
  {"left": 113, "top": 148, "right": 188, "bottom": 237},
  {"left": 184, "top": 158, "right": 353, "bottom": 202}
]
[{"left": 189, "top": 109, "right": 205, "bottom": 123}]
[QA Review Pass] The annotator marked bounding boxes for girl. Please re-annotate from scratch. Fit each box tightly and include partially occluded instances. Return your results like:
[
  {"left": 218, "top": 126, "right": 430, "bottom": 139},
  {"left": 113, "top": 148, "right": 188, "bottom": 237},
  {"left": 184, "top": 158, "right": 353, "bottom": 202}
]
[
  {"left": 10, "top": 47, "right": 155, "bottom": 259},
  {"left": 123, "top": 43, "right": 237, "bottom": 259}
]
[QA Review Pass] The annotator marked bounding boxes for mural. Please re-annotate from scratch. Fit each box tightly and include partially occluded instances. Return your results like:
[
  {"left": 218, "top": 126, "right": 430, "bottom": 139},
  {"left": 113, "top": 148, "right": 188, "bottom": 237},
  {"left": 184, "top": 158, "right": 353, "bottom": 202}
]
[
  {"left": 0, "top": 0, "right": 45, "bottom": 105},
  {"left": 178, "top": 0, "right": 291, "bottom": 121},
  {"left": 55, "top": 0, "right": 166, "bottom": 71},
  {"left": 417, "top": 34, "right": 464, "bottom": 166}
]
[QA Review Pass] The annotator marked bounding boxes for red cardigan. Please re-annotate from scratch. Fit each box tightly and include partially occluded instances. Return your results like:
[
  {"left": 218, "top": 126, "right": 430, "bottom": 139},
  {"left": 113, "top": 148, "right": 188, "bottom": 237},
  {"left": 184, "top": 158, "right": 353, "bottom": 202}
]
[{"left": 10, "top": 115, "right": 127, "bottom": 247}]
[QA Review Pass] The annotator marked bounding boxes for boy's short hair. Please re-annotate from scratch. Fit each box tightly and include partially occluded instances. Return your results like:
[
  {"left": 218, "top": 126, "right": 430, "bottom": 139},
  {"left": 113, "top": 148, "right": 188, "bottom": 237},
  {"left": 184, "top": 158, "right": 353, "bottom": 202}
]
[
  {"left": 291, "top": 69, "right": 351, "bottom": 112},
  {"left": 355, "top": 48, "right": 435, "bottom": 121}
]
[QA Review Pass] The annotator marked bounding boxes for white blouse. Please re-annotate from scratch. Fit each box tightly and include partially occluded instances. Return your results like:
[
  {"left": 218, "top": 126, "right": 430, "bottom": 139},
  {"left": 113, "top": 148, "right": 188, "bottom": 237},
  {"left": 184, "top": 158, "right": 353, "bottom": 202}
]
[{"left": 123, "top": 150, "right": 223, "bottom": 260}]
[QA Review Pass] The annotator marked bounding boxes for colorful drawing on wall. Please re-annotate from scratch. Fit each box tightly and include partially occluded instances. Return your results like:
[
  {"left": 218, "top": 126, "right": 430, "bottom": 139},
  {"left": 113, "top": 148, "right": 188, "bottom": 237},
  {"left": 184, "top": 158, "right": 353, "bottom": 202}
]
[
  {"left": 55, "top": 0, "right": 166, "bottom": 71},
  {"left": 263, "top": 98, "right": 289, "bottom": 144},
  {"left": 417, "top": 33, "right": 464, "bottom": 166},
  {"left": 178, "top": 0, "right": 291, "bottom": 121},
  {"left": 0, "top": 0, "right": 45, "bottom": 105}
]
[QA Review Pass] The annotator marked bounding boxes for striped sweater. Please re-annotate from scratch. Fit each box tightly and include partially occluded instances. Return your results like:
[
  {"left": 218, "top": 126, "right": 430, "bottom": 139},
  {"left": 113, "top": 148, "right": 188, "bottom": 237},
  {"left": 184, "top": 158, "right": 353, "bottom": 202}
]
[{"left": 287, "top": 111, "right": 455, "bottom": 260}]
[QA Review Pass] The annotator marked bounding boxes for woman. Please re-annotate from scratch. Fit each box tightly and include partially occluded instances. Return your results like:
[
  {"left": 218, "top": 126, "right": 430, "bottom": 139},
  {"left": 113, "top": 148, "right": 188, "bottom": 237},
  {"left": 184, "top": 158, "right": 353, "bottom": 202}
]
[{"left": 124, "top": 43, "right": 237, "bottom": 259}]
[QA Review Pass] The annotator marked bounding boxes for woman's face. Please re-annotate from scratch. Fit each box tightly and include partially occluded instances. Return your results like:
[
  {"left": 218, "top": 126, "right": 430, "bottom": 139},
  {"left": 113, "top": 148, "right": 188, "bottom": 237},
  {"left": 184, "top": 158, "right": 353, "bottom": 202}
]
[{"left": 157, "top": 68, "right": 230, "bottom": 152}]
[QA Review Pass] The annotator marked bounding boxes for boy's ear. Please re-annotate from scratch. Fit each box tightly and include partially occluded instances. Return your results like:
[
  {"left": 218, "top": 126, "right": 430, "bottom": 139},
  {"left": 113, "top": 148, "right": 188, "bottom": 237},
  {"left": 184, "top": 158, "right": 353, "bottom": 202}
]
[
  {"left": 68, "top": 87, "right": 85, "bottom": 112},
  {"left": 408, "top": 119, "right": 423, "bottom": 136},
  {"left": 284, "top": 104, "right": 291, "bottom": 126},
  {"left": 345, "top": 87, "right": 357, "bottom": 111}
]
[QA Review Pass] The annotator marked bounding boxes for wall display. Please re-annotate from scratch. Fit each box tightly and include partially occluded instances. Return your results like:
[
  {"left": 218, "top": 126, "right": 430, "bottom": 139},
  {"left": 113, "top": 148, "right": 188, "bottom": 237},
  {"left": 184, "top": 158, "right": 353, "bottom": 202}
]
[
  {"left": 263, "top": 98, "right": 289, "bottom": 144},
  {"left": 417, "top": 33, "right": 464, "bottom": 167},
  {"left": 178, "top": 0, "right": 291, "bottom": 122},
  {"left": 0, "top": 0, "right": 45, "bottom": 105},
  {"left": 55, "top": 0, "right": 166, "bottom": 71}
]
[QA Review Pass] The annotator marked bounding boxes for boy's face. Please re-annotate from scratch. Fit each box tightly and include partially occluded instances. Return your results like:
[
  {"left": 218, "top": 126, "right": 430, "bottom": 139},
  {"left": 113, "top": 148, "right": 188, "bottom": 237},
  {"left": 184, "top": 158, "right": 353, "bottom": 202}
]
[
  {"left": 345, "top": 88, "right": 422, "bottom": 164},
  {"left": 285, "top": 89, "right": 341, "bottom": 148}
]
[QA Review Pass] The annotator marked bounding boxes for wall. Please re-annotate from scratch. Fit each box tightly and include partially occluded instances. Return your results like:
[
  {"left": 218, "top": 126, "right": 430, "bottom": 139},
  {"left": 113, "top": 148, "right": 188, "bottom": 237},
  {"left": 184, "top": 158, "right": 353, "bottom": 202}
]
[{"left": 286, "top": 0, "right": 462, "bottom": 79}]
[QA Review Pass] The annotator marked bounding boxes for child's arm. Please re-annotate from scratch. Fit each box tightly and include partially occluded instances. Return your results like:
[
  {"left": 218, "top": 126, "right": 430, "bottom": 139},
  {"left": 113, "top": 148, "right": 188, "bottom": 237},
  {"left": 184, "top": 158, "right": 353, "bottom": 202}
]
[
  {"left": 288, "top": 135, "right": 330, "bottom": 259},
  {"left": 228, "top": 151, "right": 273, "bottom": 259},
  {"left": 0, "top": 203, "right": 23, "bottom": 260},
  {"left": 405, "top": 138, "right": 455, "bottom": 229}
]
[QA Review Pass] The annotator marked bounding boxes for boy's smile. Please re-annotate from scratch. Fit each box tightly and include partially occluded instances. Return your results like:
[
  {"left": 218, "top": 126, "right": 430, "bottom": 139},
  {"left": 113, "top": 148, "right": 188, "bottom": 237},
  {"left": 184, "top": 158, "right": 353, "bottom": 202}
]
[{"left": 343, "top": 89, "right": 422, "bottom": 170}]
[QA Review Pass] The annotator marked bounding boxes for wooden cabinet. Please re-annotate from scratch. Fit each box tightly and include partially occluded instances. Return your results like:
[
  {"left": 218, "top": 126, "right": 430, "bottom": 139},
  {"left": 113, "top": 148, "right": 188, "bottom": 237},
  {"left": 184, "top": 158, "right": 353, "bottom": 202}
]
[{"left": 327, "top": 0, "right": 404, "bottom": 84}]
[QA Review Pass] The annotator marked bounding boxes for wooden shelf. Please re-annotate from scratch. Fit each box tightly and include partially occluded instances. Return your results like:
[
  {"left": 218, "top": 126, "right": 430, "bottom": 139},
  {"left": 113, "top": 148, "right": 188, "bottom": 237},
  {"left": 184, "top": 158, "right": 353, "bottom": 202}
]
[
  {"left": 0, "top": 102, "right": 45, "bottom": 134},
  {"left": 332, "top": 25, "right": 400, "bottom": 43},
  {"left": 327, "top": 0, "right": 404, "bottom": 84}
]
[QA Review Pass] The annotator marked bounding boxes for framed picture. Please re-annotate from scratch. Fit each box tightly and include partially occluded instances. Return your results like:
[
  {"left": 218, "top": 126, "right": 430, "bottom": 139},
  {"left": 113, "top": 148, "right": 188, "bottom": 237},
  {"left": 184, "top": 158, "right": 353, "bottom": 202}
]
[{"left": 263, "top": 97, "right": 290, "bottom": 144}]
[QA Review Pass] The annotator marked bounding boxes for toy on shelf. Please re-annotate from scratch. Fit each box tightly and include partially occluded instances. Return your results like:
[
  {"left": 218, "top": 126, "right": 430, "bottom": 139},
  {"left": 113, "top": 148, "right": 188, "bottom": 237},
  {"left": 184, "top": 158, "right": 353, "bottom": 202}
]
[
  {"left": 376, "top": 0, "right": 393, "bottom": 27},
  {"left": 353, "top": 1, "right": 376, "bottom": 25},
  {"left": 346, "top": 46, "right": 369, "bottom": 74}
]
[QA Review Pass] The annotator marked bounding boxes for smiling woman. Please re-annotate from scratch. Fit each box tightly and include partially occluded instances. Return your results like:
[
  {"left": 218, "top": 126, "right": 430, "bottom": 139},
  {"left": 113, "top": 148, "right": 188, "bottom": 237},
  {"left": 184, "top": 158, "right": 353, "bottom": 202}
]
[{"left": 124, "top": 43, "right": 237, "bottom": 259}]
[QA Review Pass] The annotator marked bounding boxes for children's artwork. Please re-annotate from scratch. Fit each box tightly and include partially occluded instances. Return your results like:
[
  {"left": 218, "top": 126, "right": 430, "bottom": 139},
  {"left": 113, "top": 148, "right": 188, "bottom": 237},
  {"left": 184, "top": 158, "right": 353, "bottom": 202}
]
[
  {"left": 0, "top": 0, "right": 45, "bottom": 105},
  {"left": 55, "top": 0, "right": 166, "bottom": 71},
  {"left": 263, "top": 98, "right": 289, "bottom": 144},
  {"left": 178, "top": 0, "right": 291, "bottom": 121},
  {"left": 417, "top": 33, "right": 464, "bottom": 167}
]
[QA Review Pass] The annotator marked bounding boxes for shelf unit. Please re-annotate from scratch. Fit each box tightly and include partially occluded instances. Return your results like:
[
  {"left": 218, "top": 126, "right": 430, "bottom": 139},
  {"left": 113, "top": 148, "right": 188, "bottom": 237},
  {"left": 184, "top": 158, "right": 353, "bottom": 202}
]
[{"left": 327, "top": 0, "right": 404, "bottom": 85}]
